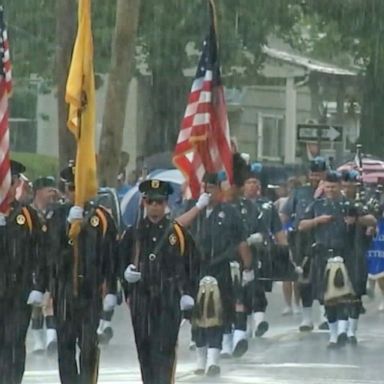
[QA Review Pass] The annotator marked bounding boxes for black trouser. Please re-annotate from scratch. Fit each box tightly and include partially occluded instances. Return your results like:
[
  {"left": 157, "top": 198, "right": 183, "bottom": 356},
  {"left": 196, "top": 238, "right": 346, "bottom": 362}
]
[
  {"left": 54, "top": 296, "right": 100, "bottom": 384},
  {"left": 193, "top": 326, "right": 223, "bottom": 349},
  {"left": 0, "top": 294, "right": 32, "bottom": 384},
  {"left": 325, "top": 303, "right": 348, "bottom": 323},
  {"left": 299, "top": 282, "right": 313, "bottom": 308},
  {"left": 131, "top": 289, "right": 181, "bottom": 384},
  {"left": 243, "top": 280, "right": 268, "bottom": 314},
  {"left": 348, "top": 297, "right": 362, "bottom": 320}
]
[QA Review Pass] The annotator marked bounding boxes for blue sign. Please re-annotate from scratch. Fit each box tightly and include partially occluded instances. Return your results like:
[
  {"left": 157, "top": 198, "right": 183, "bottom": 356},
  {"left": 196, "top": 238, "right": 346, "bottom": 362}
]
[{"left": 367, "top": 218, "right": 384, "bottom": 278}]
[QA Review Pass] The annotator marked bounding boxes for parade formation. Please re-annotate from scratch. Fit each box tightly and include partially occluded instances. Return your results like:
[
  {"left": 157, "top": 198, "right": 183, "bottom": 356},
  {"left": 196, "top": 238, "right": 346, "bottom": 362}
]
[
  {"left": 2, "top": 0, "right": 384, "bottom": 384},
  {"left": 2, "top": 151, "right": 384, "bottom": 384}
]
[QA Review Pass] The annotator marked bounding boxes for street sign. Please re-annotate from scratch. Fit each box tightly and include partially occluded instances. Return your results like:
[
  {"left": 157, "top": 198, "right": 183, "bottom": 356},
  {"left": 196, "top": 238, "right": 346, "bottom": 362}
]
[{"left": 297, "top": 124, "right": 343, "bottom": 142}]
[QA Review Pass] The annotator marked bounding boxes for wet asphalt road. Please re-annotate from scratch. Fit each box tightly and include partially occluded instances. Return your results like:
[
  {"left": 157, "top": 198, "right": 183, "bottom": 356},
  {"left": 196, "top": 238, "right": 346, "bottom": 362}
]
[{"left": 23, "top": 282, "right": 384, "bottom": 383}]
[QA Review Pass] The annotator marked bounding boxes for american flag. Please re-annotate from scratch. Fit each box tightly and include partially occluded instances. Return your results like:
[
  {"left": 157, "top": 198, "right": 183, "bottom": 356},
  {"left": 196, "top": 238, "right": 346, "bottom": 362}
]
[
  {"left": 173, "top": 1, "right": 233, "bottom": 198},
  {"left": 0, "top": 6, "right": 12, "bottom": 213}
]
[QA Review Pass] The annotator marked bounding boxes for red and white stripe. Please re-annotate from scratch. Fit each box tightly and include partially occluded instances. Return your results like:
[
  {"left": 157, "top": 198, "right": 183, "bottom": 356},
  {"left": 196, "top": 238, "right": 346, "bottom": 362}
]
[
  {"left": 0, "top": 9, "right": 12, "bottom": 213},
  {"left": 173, "top": 70, "right": 233, "bottom": 198},
  {"left": 338, "top": 158, "right": 384, "bottom": 184}
]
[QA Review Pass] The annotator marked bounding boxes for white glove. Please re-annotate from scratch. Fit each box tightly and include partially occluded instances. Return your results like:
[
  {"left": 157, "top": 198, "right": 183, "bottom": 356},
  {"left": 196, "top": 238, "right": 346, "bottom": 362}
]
[
  {"left": 124, "top": 264, "right": 141, "bottom": 283},
  {"left": 246, "top": 232, "right": 263, "bottom": 246},
  {"left": 67, "top": 205, "right": 84, "bottom": 223},
  {"left": 27, "top": 290, "right": 44, "bottom": 306},
  {"left": 103, "top": 294, "right": 117, "bottom": 312},
  {"left": 0, "top": 214, "right": 6, "bottom": 226},
  {"left": 295, "top": 266, "right": 303, "bottom": 275},
  {"left": 242, "top": 269, "right": 255, "bottom": 286},
  {"left": 195, "top": 192, "right": 211, "bottom": 210},
  {"left": 180, "top": 295, "right": 195, "bottom": 311}
]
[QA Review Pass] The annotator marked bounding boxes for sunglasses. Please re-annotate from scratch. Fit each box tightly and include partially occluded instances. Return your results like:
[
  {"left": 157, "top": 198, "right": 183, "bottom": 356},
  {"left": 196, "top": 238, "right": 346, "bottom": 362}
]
[{"left": 146, "top": 197, "right": 166, "bottom": 205}]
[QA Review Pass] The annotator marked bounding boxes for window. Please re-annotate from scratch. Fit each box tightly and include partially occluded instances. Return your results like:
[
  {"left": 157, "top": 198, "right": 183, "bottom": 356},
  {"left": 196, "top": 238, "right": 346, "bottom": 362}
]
[{"left": 258, "top": 114, "right": 284, "bottom": 161}]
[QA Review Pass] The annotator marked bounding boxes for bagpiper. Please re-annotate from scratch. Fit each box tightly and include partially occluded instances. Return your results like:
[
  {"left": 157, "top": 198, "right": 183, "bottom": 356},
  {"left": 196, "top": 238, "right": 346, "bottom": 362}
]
[
  {"left": 298, "top": 171, "right": 376, "bottom": 347},
  {"left": 281, "top": 156, "right": 328, "bottom": 331}
]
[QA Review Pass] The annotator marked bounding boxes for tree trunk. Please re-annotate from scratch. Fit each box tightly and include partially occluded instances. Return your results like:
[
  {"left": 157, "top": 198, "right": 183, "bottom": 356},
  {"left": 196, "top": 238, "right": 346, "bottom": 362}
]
[
  {"left": 98, "top": 0, "right": 141, "bottom": 187},
  {"left": 145, "top": 68, "right": 188, "bottom": 155},
  {"left": 56, "top": 0, "right": 76, "bottom": 171}
]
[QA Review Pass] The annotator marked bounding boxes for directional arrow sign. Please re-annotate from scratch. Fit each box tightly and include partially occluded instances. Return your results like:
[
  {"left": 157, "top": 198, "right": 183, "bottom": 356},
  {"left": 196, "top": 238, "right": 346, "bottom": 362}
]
[
  {"left": 297, "top": 124, "right": 343, "bottom": 142},
  {"left": 326, "top": 126, "right": 342, "bottom": 141}
]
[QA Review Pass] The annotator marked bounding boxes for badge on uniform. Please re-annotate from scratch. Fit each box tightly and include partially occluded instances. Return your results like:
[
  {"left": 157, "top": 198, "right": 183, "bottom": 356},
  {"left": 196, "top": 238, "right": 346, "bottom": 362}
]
[
  {"left": 41, "top": 224, "right": 48, "bottom": 232},
  {"left": 90, "top": 215, "right": 99, "bottom": 227},
  {"left": 151, "top": 180, "right": 160, "bottom": 189},
  {"left": 169, "top": 233, "right": 177, "bottom": 246},
  {"left": 16, "top": 214, "right": 26, "bottom": 225}
]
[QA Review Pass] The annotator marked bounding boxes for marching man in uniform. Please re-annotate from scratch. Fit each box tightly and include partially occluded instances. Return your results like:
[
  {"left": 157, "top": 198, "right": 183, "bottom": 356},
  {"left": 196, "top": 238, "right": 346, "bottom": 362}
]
[
  {"left": 29, "top": 176, "right": 58, "bottom": 354},
  {"left": 298, "top": 171, "right": 376, "bottom": 347},
  {"left": 0, "top": 161, "right": 47, "bottom": 384},
  {"left": 49, "top": 164, "right": 118, "bottom": 384},
  {"left": 281, "top": 157, "right": 328, "bottom": 331},
  {"left": 121, "top": 179, "right": 199, "bottom": 384}
]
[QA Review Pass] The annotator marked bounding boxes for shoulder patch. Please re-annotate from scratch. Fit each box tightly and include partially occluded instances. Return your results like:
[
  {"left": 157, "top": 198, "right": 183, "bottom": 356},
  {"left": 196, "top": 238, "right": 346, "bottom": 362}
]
[
  {"left": 90, "top": 215, "right": 100, "bottom": 227},
  {"left": 169, "top": 233, "right": 177, "bottom": 246},
  {"left": 16, "top": 214, "right": 25, "bottom": 225}
]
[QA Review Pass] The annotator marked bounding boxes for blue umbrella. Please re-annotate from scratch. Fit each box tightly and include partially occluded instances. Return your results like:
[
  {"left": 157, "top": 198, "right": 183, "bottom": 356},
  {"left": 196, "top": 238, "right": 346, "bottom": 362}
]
[{"left": 120, "top": 169, "right": 185, "bottom": 227}]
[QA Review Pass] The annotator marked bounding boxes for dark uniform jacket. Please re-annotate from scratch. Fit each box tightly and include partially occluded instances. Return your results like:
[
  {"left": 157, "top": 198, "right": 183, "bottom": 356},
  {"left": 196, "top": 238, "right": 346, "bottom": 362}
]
[
  {"left": 2, "top": 203, "right": 45, "bottom": 297},
  {"left": 301, "top": 196, "right": 368, "bottom": 299},
  {"left": 48, "top": 203, "right": 118, "bottom": 309}
]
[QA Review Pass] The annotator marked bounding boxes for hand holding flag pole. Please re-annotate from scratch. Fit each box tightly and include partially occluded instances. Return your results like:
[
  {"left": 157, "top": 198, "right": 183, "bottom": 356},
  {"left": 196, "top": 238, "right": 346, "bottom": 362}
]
[
  {"left": 172, "top": 0, "right": 233, "bottom": 198},
  {"left": 65, "top": 0, "right": 98, "bottom": 295}
]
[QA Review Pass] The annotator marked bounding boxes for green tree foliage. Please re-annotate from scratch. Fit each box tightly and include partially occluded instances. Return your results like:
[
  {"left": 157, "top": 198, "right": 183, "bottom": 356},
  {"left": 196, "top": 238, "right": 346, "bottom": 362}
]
[
  {"left": 4, "top": 0, "right": 116, "bottom": 78},
  {"left": 301, "top": 0, "right": 384, "bottom": 156},
  {"left": 137, "top": 0, "right": 299, "bottom": 154}
]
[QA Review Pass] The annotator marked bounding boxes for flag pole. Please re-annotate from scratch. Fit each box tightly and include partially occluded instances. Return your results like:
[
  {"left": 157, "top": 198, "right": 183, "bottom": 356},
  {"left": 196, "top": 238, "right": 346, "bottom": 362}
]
[{"left": 208, "top": 0, "right": 218, "bottom": 35}]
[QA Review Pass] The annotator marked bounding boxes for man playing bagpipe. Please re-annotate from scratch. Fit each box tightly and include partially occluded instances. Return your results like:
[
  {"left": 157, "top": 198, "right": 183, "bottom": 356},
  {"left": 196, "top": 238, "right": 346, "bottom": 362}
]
[
  {"left": 242, "top": 163, "right": 289, "bottom": 338},
  {"left": 0, "top": 160, "right": 47, "bottom": 384},
  {"left": 121, "top": 179, "right": 200, "bottom": 384},
  {"left": 48, "top": 163, "right": 118, "bottom": 384},
  {"left": 281, "top": 156, "right": 328, "bottom": 331},
  {"left": 298, "top": 171, "right": 376, "bottom": 348},
  {"left": 179, "top": 172, "right": 253, "bottom": 376}
]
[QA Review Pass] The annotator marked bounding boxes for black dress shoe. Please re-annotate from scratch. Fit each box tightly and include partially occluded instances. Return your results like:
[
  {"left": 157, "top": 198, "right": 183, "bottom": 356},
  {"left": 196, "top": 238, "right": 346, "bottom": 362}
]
[
  {"left": 194, "top": 368, "right": 205, "bottom": 376},
  {"left": 348, "top": 336, "right": 358, "bottom": 346},
  {"left": 206, "top": 365, "right": 220, "bottom": 377},
  {"left": 318, "top": 321, "right": 329, "bottom": 330},
  {"left": 255, "top": 321, "right": 269, "bottom": 337},
  {"left": 232, "top": 339, "right": 248, "bottom": 358},
  {"left": 98, "top": 327, "right": 113, "bottom": 345},
  {"left": 337, "top": 332, "right": 347, "bottom": 347}
]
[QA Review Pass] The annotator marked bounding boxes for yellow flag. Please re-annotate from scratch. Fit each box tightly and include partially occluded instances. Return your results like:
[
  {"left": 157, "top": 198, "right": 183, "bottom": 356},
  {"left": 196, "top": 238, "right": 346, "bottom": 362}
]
[{"left": 65, "top": 0, "right": 97, "bottom": 208}]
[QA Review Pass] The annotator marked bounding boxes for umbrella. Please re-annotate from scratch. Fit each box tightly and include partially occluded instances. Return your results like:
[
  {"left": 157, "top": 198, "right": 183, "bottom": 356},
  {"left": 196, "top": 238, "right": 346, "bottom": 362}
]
[
  {"left": 337, "top": 156, "right": 384, "bottom": 183},
  {"left": 120, "top": 169, "right": 185, "bottom": 227}
]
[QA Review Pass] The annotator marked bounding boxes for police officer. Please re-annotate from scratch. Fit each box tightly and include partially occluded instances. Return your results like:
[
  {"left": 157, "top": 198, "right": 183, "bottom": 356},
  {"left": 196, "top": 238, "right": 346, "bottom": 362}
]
[
  {"left": 183, "top": 173, "right": 253, "bottom": 376},
  {"left": 122, "top": 179, "right": 199, "bottom": 384},
  {"left": 49, "top": 164, "right": 118, "bottom": 384},
  {"left": 0, "top": 160, "right": 46, "bottom": 384},
  {"left": 242, "top": 163, "right": 288, "bottom": 337},
  {"left": 30, "top": 176, "right": 58, "bottom": 354},
  {"left": 280, "top": 156, "right": 327, "bottom": 331},
  {"left": 298, "top": 171, "right": 376, "bottom": 347}
]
